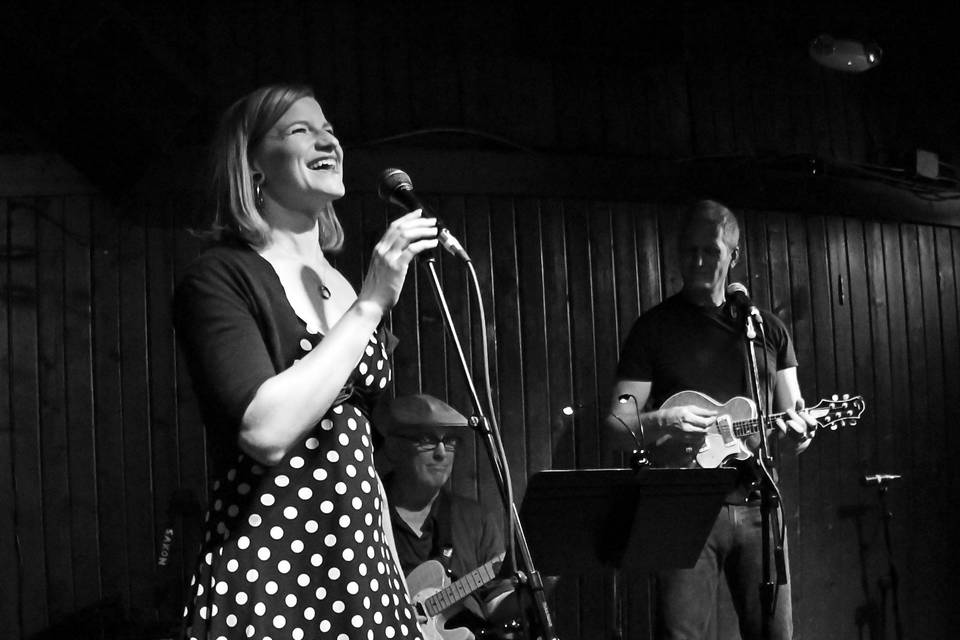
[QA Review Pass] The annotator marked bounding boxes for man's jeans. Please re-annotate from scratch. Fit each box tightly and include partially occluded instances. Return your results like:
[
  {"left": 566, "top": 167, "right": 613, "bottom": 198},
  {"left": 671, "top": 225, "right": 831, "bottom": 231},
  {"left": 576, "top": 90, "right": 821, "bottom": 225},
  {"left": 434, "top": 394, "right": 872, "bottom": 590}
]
[{"left": 655, "top": 504, "right": 794, "bottom": 640}]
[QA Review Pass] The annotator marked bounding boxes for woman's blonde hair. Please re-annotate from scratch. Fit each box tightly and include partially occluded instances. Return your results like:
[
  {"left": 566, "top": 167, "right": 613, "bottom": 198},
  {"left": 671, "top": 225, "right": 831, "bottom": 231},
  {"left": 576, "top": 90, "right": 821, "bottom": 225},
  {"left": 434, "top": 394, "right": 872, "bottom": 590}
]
[{"left": 205, "top": 84, "right": 344, "bottom": 250}]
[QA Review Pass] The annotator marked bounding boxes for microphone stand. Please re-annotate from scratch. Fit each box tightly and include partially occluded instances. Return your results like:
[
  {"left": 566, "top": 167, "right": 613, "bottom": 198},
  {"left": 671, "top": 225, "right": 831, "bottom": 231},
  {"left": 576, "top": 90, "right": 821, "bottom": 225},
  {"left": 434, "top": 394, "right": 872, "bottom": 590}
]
[
  {"left": 743, "top": 314, "right": 783, "bottom": 640},
  {"left": 421, "top": 255, "right": 558, "bottom": 640},
  {"left": 873, "top": 478, "right": 904, "bottom": 640}
]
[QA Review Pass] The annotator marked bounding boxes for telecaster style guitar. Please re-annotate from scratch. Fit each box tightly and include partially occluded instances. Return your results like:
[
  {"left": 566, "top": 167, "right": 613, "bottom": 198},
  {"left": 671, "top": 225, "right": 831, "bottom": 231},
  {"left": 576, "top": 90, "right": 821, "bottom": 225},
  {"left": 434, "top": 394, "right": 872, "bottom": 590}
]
[
  {"left": 406, "top": 556, "right": 502, "bottom": 640},
  {"left": 647, "top": 390, "right": 864, "bottom": 469}
]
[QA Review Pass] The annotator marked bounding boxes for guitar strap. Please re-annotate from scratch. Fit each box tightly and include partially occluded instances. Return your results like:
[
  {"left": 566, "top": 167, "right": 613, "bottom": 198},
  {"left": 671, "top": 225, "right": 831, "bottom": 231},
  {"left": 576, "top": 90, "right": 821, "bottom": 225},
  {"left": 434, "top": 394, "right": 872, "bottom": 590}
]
[{"left": 432, "top": 491, "right": 456, "bottom": 576}]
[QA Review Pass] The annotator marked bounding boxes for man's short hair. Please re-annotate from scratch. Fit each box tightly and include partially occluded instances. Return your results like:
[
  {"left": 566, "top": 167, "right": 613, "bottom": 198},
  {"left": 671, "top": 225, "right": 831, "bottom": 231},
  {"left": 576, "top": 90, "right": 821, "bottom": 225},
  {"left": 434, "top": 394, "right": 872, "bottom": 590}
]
[{"left": 679, "top": 199, "right": 740, "bottom": 250}]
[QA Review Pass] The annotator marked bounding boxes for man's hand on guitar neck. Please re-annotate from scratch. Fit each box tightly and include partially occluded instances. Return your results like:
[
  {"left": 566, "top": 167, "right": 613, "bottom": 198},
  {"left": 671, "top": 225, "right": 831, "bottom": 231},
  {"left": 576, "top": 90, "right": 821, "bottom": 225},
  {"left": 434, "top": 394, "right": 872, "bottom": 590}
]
[{"left": 774, "top": 397, "right": 817, "bottom": 454}]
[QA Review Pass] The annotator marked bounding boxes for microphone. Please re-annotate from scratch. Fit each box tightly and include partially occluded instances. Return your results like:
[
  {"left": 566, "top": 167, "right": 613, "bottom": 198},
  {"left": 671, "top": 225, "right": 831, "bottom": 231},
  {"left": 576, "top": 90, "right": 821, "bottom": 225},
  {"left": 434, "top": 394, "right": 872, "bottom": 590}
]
[
  {"left": 610, "top": 393, "right": 650, "bottom": 470},
  {"left": 862, "top": 473, "right": 902, "bottom": 486},
  {"left": 377, "top": 168, "right": 471, "bottom": 261},
  {"left": 726, "top": 282, "right": 763, "bottom": 324}
]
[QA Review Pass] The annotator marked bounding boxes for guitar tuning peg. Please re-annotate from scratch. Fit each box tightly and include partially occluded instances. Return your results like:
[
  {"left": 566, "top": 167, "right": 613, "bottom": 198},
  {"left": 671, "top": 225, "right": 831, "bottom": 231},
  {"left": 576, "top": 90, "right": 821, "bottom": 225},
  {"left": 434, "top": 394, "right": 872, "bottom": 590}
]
[
  {"left": 831, "top": 394, "right": 839, "bottom": 401},
  {"left": 842, "top": 393, "right": 849, "bottom": 399},
  {"left": 830, "top": 423, "right": 838, "bottom": 430}
]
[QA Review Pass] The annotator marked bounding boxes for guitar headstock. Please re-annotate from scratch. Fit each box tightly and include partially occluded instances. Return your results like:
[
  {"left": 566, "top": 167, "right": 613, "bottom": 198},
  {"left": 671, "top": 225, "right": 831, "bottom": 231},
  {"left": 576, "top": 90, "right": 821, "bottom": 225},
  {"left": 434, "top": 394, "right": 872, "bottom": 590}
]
[{"left": 808, "top": 394, "right": 865, "bottom": 431}]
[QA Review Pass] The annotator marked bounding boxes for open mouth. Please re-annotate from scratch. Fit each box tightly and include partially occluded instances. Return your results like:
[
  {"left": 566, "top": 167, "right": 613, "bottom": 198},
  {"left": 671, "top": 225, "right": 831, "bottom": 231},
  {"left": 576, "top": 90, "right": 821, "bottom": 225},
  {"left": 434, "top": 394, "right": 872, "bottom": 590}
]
[{"left": 307, "top": 157, "right": 338, "bottom": 171}]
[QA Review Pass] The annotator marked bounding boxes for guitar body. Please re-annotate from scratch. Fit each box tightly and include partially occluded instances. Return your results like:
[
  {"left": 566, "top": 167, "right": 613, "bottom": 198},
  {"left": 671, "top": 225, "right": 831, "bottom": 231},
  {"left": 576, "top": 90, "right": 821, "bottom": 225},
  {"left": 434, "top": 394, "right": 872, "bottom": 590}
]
[
  {"left": 650, "top": 390, "right": 757, "bottom": 469},
  {"left": 407, "top": 560, "right": 473, "bottom": 640}
]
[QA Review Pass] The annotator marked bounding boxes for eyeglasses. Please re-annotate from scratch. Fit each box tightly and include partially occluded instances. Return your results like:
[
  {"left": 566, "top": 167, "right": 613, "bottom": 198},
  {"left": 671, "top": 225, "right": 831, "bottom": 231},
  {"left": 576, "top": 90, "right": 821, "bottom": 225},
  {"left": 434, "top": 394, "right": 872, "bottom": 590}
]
[{"left": 394, "top": 434, "right": 462, "bottom": 452}]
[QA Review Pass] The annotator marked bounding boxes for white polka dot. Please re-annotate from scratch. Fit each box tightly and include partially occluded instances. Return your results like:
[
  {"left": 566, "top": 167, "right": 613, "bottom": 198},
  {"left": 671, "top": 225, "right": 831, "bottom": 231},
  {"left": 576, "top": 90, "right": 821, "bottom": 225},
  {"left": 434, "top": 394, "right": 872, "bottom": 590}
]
[
  {"left": 278, "top": 560, "right": 291, "bottom": 574},
  {"left": 305, "top": 520, "right": 319, "bottom": 533},
  {"left": 377, "top": 360, "right": 384, "bottom": 370},
  {"left": 216, "top": 521, "right": 227, "bottom": 535},
  {"left": 197, "top": 583, "right": 205, "bottom": 597},
  {"left": 401, "top": 624, "right": 409, "bottom": 636},
  {"left": 377, "top": 561, "right": 385, "bottom": 573},
  {"left": 374, "top": 497, "right": 380, "bottom": 509},
  {"left": 354, "top": 449, "right": 365, "bottom": 462},
  {"left": 213, "top": 498, "right": 223, "bottom": 511},
  {"left": 274, "top": 475, "right": 289, "bottom": 487},
  {"left": 363, "top": 596, "right": 371, "bottom": 609},
  {"left": 370, "top": 578, "right": 379, "bottom": 591},
  {"left": 227, "top": 505, "right": 239, "bottom": 517},
  {"left": 293, "top": 629, "right": 304, "bottom": 640},
  {"left": 270, "top": 526, "right": 284, "bottom": 540},
  {"left": 237, "top": 483, "right": 250, "bottom": 495},
  {"left": 254, "top": 602, "right": 266, "bottom": 616},
  {"left": 381, "top": 594, "right": 390, "bottom": 606},
  {"left": 291, "top": 539, "right": 305, "bottom": 553},
  {"left": 316, "top": 587, "right": 327, "bottom": 601},
  {"left": 347, "top": 581, "right": 359, "bottom": 595},
  {"left": 273, "top": 614, "right": 286, "bottom": 629},
  {"left": 374, "top": 611, "right": 383, "bottom": 624},
  {"left": 373, "top": 529, "right": 380, "bottom": 542},
  {"left": 289, "top": 456, "right": 305, "bottom": 469},
  {"left": 333, "top": 405, "right": 343, "bottom": 414},
  {"left": 319, "top": 620, "right": 331, "bottom": 632},
  {"left": 199, "top": 606, "right": 208, "bottom": 620},
  {"left": 361, "top": 480, "right": 371, "bottom": 493},
  {"left": 364, "top": 374, "right": 375, "bottom": 386},
  {"left": 359, "top": 362, "right": 368, "bottom": 375},
  {"left": 236, "top": 591, "right": 248, "bottom": 605},
  {"left": 332, "top": 600, "right": 346, "bottom": 614},
  {"left": 310, "top": 553, "right": 323, "bottom": 567},
  {"left": 365, "top": 514, "right": 373, "bottom": 526},
  {"left": 355, "top": 530, "right": 365, "bottom": 543},
  {"left": 338, "top": 433, "right": 350, "bottom": 447},
  {"left": 226, "top": 614, "right": 238, "bottom": 627},
  {"left": 369, "top": 548, "right": 377, "bottom": 560},
  {"left": 204, "top": 552, "right": 213, "bottom": 566},
  {"left": 298, "top": 487, "right": 313, "bottom": 500},
  {"left": 359, "top": 562, "right": 368, "bottom": 576},
  {"left": 299, "top": 338, "right": 312, "bottom": 351},
  {"left": 338, "top": 514, "right": 351, "bottom": 528},
  {"left": 347, "top": 418, "right": 358, "bottom": 431},
  {"left": 283, "top": 506, "right": 298, "bottom": 519},
  {"left": 285, "top": 594, "right": 297, "bottom": 607},
  {"left": 260, "top": 493, "right": 275, "bottom": 507},
  {"left": 321, "top": 418, "right": 334, "bottom": 431},
  {"left": 237, "top": 535, "right": 250, "bottom": 549},
  {"left": 346, "top": 464, "right": 357, "bottom": 477},
  {"left": 379, "top": 377, "right": 388, "bottom": 389},
  {"left": 324, "top": 534, "right": 337, "bottom": 547},
  {"left": 216, "top": 581, "right": 229, "bottom": 595},
  {"left": 298, "top": 573, "right": 310, "bottom": 587},
  {"left": 365, "top": 346, "right": 374, "bottom": 356},
  {"left": 227, "top": 559, "right": 239, "bottom": 572},
  {"left": 248, "top": 514, "right": 262, "bottom": 527},
  {"left": 328, "top": 567, "right": 341, "bottom": 580},
  {"left": 351, "top": 615, "right": 364, "bottom": 628},
  {"left": 385, "top": 626, "right": 396, "bottom": 638},
  {"left": 361, "top": 434, "right": 370, "bottom": 447},
  {"left": 258, "top": 547, "right": 271, "bottom": 561},
  {"left": 369, "top": 334, "right": 379, "bottom": 344},
  {"left": 304, "top": 606, "right": 315, "bottom": 620},
  {"left": 245, "top": 625, "right": 255, "bottom": 638},
  {"left": 265, "top": 581, "right": 279, "bottom": 595},
  {"left": 313, "top": 468, "right": 328, "bottom": 481},
  {"left": 326, "top": 450, "right": 340, "bottom": 463},
  {"left": 306, "top": 323, "right": 319, "bottom": 335},
  {"left": 305, "top": 437, "right": 319, "bottom": 450},
  {"left": 335, "top": 482, "right": 347, "bottom": 495},
  {"left": 343, "top": 548, "right": 356, "bottom": 562},
  {"left": 246, "top": 569, "right": 259, "bottom": 582}
]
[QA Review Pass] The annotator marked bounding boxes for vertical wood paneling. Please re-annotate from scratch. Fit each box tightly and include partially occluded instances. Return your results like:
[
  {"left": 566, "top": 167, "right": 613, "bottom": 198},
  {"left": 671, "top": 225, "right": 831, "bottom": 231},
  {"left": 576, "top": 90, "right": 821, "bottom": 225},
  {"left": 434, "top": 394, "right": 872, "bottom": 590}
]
[
  {"left": 0, "top": 197, "right": 21, "bottom": 638},
  {"left": 9, "top": 199, "right": 47, "bottom": 635},
  {"left": 36, "top": 197, "right": 73, "bottom": 619}
]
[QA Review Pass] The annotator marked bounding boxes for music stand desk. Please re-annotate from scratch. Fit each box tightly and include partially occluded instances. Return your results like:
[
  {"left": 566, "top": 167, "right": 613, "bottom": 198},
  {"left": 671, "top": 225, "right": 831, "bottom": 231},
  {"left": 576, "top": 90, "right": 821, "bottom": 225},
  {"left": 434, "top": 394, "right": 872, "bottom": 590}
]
[{"left": 519, "top": 468, "right": 738, "bottom": 575}]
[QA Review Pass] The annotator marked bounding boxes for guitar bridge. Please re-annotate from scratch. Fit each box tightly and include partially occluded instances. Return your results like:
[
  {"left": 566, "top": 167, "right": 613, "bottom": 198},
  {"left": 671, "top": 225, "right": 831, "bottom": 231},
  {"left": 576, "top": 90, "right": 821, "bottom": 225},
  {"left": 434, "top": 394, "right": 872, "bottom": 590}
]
[{"left": 716, "top": 415, "right": 736, "bottom": 445}]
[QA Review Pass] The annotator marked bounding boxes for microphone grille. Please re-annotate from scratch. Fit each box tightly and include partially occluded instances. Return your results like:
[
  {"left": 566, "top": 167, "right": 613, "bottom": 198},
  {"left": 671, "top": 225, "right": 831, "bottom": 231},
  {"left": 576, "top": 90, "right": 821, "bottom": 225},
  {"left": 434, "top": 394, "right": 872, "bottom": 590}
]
[
  {"left": 726, "top": 282, "right": 749, "bottom": 296},
  {"left": 377, "top": 167, "right": 412, "bottom": 200}
]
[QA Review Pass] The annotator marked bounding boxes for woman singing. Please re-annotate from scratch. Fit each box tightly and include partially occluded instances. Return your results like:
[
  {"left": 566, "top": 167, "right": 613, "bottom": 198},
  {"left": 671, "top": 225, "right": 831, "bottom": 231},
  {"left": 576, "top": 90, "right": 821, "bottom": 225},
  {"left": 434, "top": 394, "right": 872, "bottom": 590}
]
[{"left": 174, "top": 84, "right": 435, "bottom": 639}]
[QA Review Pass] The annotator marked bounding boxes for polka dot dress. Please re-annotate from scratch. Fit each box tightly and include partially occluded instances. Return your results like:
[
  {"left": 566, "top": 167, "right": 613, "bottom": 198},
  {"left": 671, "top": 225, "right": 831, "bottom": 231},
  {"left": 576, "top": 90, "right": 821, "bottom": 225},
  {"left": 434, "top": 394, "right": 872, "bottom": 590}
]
[{"left": 182, "top": 328, "right": 422, "bottom": 640}]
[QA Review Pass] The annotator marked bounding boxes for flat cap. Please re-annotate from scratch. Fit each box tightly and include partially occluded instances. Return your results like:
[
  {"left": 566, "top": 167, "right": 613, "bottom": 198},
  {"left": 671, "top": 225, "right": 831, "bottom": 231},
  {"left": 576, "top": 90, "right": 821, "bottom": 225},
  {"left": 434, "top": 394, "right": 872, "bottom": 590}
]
[{"left": 375, "top": 394, "right": 469, "bottom": 435}]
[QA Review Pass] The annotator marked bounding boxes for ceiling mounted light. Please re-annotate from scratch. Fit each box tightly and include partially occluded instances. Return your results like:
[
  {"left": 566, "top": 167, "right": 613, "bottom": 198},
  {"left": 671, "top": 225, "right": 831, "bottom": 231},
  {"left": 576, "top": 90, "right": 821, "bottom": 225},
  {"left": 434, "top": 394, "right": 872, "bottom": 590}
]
[{"left": 809, "top": 34, "right": 882, "bottom": 72}]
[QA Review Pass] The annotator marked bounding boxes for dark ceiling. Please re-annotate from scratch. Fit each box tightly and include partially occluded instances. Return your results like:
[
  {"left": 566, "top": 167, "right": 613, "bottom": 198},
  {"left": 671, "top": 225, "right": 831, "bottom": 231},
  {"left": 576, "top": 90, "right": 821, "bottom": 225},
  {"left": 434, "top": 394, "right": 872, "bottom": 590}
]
[{"left": 1, "top": 1, "right": 957, "bottom": 195}]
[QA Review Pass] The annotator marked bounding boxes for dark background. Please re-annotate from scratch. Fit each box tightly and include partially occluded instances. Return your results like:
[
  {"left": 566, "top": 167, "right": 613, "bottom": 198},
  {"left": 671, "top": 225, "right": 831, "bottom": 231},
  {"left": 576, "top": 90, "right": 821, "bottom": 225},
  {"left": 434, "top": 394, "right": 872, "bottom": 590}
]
[{"left": 1, "top": 1, "right": 958, "bottom": 638}]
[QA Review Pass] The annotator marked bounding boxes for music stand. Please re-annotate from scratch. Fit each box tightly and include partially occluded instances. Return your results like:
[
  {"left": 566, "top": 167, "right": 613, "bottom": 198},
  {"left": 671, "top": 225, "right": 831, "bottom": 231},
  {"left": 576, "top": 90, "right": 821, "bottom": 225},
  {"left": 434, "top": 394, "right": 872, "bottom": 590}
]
[{"left": 519, "top": 468, "right": 738, "bottom": 574}]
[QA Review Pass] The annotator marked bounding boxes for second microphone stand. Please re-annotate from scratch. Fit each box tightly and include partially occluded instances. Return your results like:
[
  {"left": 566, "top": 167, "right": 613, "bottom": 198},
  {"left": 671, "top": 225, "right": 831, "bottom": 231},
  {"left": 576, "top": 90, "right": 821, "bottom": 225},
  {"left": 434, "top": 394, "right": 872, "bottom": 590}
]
[{"left": 421, "top": 255, "right": 558, "bottom": 640}]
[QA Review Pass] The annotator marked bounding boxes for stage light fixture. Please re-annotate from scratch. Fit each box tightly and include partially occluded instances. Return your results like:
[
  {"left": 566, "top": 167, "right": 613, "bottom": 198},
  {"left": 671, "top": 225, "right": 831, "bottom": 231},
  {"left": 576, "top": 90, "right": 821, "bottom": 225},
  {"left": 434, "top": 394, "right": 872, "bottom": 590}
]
[{"left": 809, "top": 34, "right": 882, "bottom": 72}]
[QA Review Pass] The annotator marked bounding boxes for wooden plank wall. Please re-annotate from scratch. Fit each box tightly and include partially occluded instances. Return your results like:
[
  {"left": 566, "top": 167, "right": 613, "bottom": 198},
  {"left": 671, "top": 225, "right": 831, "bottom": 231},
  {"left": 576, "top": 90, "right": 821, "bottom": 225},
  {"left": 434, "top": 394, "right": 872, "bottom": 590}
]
[{"left": 3, "top": 186, "right": 959, "bottom": 639}]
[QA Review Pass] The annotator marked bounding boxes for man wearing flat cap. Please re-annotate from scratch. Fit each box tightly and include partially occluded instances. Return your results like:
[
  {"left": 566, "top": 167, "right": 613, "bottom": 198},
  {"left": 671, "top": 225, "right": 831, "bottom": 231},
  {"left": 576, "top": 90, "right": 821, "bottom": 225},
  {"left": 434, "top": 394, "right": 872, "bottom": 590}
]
[{"left": 377, "top": 393, "right": 513, "bottom": 636}]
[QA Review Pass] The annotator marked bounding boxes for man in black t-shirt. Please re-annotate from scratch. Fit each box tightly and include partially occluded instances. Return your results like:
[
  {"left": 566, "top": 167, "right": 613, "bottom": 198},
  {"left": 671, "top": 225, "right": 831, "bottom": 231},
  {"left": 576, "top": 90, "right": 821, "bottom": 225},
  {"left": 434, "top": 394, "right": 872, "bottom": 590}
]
[{"left": 606, "top": 200, "right": 817, "bottom": 640}]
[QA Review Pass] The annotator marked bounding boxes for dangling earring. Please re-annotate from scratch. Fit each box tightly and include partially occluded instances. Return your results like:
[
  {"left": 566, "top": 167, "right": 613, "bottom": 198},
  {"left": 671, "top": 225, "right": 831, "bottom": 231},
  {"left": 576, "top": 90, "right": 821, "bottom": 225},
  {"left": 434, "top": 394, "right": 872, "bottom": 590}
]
[{"left": 254, "top": 182, "right": 264, "bottom": 209}]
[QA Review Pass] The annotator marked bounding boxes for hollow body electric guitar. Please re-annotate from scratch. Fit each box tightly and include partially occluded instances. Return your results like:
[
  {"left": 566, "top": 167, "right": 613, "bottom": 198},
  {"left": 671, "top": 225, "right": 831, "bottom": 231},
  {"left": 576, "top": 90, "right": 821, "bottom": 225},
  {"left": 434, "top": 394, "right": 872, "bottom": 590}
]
[
  {"left": 647, "top": 390, "right": 864, "bottom": 469},
  {"left": 407, "top": 556, "right": 502, "bottom": 640}
]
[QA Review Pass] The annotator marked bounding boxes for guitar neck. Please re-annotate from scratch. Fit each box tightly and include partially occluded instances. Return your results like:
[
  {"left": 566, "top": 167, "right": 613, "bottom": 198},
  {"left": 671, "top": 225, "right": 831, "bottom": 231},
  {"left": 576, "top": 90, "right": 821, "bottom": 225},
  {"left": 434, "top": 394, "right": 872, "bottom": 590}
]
[
  {"left": 731, "top": 411, "right": 788, "bottom": 438},
  {"left": 423, "top": 559, "right": 500, "bottom": 617}
]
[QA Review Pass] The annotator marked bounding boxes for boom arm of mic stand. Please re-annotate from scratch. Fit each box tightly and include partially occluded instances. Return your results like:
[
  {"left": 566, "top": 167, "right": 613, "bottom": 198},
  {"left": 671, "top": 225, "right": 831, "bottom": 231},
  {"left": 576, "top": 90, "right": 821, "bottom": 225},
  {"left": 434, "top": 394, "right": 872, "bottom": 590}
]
[{"left": 420, "top": 257, "right": 558, "bottom": 639}]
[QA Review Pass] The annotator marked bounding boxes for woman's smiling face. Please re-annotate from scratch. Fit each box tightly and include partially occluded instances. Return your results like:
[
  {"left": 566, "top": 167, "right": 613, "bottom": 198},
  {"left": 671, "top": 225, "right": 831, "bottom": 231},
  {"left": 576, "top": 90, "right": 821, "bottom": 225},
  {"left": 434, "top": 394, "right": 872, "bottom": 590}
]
[{"left": 252, "top": 96, "right": 344, "bottom": 214}]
